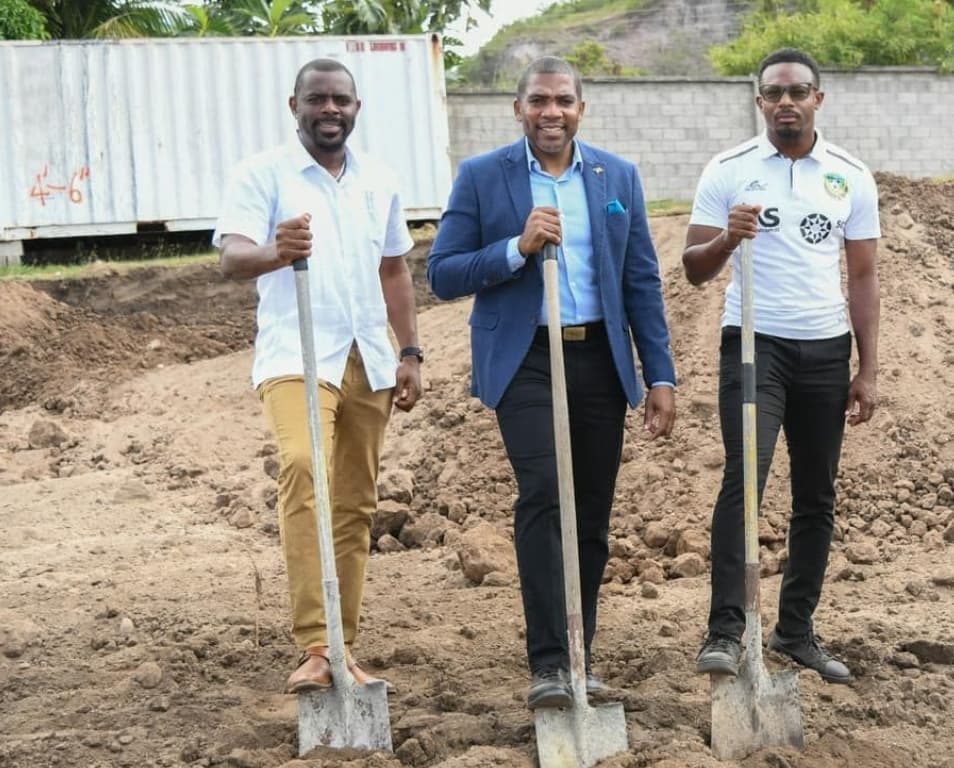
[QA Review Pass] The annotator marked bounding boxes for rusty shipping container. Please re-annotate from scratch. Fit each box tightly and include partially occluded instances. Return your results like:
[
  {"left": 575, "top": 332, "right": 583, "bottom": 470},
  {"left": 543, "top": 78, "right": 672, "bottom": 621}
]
[{"left": 0, "top": 35, "right": 451, "bottom": 263}]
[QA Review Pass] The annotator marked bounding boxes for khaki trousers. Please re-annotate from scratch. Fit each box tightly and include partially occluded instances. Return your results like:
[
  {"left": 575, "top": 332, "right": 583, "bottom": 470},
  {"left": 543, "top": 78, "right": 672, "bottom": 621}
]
[{"left": 259, "top": 346, "right": 392, "bottom": 650}]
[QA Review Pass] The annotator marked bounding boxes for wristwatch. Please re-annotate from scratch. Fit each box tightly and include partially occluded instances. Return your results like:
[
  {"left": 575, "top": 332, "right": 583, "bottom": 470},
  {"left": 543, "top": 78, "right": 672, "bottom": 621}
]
[{"left": 399, "top": 345, "right": 424, "bottom": 364}]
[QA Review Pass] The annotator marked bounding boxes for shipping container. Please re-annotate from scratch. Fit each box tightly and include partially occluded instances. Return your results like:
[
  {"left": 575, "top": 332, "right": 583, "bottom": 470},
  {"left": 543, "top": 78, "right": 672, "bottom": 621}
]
[{"left": 0, "top": 35, "right": 451, "bottom": 264}]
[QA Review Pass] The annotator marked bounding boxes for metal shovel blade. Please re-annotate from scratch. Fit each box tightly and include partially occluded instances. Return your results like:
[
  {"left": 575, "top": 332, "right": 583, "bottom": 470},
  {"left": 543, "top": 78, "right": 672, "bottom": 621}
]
[
  {"left": 710, "top": 626, "right": 803, "bottom": 761},
  {"left": 535, "top": 700, "right": 628, "bottom": 768},
  {"left": 298, "top": 679, "right": 392, "bottom": 755}
]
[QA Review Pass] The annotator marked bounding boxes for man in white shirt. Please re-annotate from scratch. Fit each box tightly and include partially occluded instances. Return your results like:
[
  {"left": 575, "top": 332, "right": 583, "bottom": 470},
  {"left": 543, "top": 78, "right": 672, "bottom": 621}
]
[
  {"left": 683, "top": 48, "right": 880, "bottom": 684},
  {"left": 214, "top": 59, "right": 422, "bottom": 693}
]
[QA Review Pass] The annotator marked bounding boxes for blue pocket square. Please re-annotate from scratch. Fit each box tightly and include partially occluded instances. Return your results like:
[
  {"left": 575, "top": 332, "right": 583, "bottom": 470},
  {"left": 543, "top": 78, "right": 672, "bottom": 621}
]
[{"left": 606, "top": 199, "right": 626, "bottom": 215}]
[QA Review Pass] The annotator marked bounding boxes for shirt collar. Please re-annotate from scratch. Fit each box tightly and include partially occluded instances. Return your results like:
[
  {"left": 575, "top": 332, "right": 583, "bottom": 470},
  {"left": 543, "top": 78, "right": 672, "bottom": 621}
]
[
  {"left": 286, "top": 132, "right": 356, "bottom": 175},
  {"left": 758, "top": 130, "right": 826, "bottom": 161},
  {"left": 524, "top": 137, "right": 583, "bottom": 175}
]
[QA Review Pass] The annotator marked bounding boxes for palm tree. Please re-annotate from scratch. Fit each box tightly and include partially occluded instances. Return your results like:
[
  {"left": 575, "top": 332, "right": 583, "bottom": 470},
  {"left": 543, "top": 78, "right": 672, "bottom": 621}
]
[{"left": 27, "top": 0, "right": 186, "bottom": 38}]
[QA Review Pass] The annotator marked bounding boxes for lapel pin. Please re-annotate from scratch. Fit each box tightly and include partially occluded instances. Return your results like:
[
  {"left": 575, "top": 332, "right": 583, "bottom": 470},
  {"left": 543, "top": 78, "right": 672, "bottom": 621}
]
[{"left": 593, "top": 166, "right": 604, "bottom": 175}]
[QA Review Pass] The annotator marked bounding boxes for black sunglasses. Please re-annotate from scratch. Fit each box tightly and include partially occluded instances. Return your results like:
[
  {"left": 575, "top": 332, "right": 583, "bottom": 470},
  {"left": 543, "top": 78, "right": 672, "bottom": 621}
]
[{"left": 758, "top": 82, "right": 816, "bottom": 103}]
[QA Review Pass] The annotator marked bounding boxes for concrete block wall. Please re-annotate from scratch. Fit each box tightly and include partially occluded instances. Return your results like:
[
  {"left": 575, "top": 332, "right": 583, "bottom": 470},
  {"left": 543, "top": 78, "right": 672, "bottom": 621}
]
[
  {"left": 818, "top": 69, "right": 954, "bottom": 180},
  {"left": 448, "top": 69, "right": 954, "bottom": 201}
]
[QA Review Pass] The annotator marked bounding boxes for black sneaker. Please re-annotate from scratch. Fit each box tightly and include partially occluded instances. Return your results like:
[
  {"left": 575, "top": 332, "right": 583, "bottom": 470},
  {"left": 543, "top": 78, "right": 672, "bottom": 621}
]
[
  {"left": 696, "top": 633, "right": 741, "bottom": 676},
  {"left": 767, "top": 627, "right": 851, "bottom": 684},
  {"left": 527, "top": 666, "right": 572, "bottom": 709}
]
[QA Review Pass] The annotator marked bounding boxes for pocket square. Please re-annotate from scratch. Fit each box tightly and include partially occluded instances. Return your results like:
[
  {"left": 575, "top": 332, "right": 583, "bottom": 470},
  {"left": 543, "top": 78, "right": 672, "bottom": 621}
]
[{"left": 606, "top": 199, "right": 626, "bottom": 215}]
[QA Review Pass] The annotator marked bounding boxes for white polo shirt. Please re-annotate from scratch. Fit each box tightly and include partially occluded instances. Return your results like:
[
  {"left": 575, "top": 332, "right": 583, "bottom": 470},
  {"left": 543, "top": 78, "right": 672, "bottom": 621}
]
[
  {"left": 690, "top": 131, "right": 880, "bottom": 340},
  {"left": 213, "top": 137, "right": 414, "bottom": 390}
]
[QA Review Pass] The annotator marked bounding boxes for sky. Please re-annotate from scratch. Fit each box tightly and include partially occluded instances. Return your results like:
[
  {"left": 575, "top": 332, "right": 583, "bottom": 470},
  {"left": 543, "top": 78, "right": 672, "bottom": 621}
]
[{"left": 447, "top": 0, "right": 558, "bottom": 56}]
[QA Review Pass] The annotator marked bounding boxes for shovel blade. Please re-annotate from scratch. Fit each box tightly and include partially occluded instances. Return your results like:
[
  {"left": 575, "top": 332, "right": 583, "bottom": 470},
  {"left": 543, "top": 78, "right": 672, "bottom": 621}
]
[
  {"left": 710, "top": 665, "right": 803, "bottom": 761},
  {"left": 298, "top": 680, "right": 392, "bottom": 756},
  {"left": 535, "top": 701, "right": 628, "bottom": 768}
]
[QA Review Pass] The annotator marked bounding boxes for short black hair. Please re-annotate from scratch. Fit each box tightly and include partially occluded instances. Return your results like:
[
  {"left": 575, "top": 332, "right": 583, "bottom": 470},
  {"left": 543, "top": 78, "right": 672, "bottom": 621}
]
[
  {"left": 516, "top": 56, "right": 582, "bottom": 100},
  {"left": 758, "top": 48, "right": 821, "bottom": 87},
  {"left": 294, "top": 58, "right": 356, "bottom": 97}
]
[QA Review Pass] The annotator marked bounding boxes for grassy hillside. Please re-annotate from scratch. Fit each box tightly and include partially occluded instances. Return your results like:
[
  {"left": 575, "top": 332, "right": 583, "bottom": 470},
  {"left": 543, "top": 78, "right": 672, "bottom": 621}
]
[{"left": 456, "top": 0, "right": 754, "bottom": 87}]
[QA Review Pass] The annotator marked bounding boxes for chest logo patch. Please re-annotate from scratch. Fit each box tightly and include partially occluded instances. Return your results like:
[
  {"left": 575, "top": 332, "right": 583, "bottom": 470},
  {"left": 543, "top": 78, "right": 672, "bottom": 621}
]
[
  {"left": 823, "top": 172, "right": 848, "bottom": 199},
  {"left": 800, "top": 213, "right": 832, "bottom": 244}
]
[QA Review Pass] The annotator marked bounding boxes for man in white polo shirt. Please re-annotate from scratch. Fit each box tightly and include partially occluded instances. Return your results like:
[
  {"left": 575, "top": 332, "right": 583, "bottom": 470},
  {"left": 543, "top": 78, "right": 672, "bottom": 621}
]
[
  {"left": 214, "top": 58, "right": 422, "bottom": 693},
  {"left": 683, "top": 48, "right": 880, "bottom": 684}
]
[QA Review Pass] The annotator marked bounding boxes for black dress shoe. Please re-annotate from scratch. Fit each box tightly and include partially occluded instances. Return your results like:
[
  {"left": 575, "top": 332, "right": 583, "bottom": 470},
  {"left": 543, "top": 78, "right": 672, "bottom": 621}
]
[
  {"left": 696, "top": 633, "right": 741, "bottom": 676},
  {"left": 527, "top": 667, "right": 572, "bottom": 710},
  {"left": 585, "top": 671, "right": 610, "bottom": 695}
]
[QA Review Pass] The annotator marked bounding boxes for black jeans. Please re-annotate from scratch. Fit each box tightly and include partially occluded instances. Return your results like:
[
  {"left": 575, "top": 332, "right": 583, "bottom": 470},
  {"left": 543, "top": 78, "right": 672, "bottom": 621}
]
[
  {"left": 495, "top": 323, "right": 627, "bottom": 673},
  {"left": 708, "top": 327, "right": 851, "bottom": 640}
]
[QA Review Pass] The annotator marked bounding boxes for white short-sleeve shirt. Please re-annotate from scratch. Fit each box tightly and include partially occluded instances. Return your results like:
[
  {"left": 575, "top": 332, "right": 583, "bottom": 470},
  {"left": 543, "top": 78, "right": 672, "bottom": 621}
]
[
  {"left": 690, "top": 132, "right": 880, "bottom": 340},
  {"left": 213, "top": 137, "right": 414, "bottom": 390}
]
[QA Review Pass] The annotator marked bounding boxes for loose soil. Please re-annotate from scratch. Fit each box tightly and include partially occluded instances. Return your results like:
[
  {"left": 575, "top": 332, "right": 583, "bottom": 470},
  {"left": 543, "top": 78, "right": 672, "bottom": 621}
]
[{"left": 1, "top": 174, "right": 953, "bottom": 768}]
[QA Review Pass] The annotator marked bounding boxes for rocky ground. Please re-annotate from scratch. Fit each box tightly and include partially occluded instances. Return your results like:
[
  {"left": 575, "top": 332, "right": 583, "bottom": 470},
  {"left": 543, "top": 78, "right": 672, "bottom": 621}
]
[{"left": 1, "top": 174, "right": 952, "bottom": 768}]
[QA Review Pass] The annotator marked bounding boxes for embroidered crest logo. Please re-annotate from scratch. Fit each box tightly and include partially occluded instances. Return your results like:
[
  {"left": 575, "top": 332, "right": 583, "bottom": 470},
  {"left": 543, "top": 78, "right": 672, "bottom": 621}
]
[{"left": 823, "top": 172, "right": 848, "bottom": 199}]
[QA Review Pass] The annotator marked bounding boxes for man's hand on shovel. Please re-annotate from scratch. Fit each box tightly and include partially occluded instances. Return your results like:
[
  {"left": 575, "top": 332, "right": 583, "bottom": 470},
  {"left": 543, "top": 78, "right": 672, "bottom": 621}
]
[{"left": 275, "top": 213, "right": 313, "bottom": 267}]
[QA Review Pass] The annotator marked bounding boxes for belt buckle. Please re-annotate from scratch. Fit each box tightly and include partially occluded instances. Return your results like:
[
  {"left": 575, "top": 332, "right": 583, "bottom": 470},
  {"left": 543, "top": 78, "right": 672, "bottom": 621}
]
[{"left": 562, "top": 325, "right": 586, "bottom": 342}]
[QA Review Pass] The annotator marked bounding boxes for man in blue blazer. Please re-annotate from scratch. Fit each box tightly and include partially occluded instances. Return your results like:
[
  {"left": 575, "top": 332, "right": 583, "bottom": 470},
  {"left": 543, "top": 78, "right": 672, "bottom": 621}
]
[{"left": 428, "top": 56, "right": 677, "bottom": 709}]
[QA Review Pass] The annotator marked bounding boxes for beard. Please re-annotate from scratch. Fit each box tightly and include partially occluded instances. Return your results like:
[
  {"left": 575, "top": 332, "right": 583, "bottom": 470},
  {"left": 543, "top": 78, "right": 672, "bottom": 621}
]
[{"left": 774, "top": 123, "right": 803, "bottom": 142}]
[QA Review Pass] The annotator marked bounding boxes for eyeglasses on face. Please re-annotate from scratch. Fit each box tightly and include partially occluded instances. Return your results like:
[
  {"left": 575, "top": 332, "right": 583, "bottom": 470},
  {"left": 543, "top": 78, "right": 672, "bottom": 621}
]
[{"left": 758, "top": 82, "right": 816, "bottom": 102}]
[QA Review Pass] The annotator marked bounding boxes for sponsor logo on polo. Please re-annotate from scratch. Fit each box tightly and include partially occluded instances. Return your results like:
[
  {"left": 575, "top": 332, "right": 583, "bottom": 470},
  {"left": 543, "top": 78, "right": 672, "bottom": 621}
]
[
  {"left": 745, "top": 179, "right": 768, "bottom": 192},
  {"left": 758, "top": 207, "right": 780, "bottom": 232},
  {"left": 800, "top": 213, "right": 832, "bottom": 244},
  {"left": 824, "top": 172, "right": 848, "bottom": 199}
]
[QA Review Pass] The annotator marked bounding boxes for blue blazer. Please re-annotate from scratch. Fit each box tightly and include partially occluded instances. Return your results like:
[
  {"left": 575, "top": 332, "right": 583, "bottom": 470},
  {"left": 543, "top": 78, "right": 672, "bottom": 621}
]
[{"left": 428, "top": 139, "right": 676, "bottom": 409}]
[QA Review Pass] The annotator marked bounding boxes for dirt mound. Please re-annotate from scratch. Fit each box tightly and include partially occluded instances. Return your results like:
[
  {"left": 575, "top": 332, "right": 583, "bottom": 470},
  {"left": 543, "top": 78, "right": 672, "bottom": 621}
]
[
  {"left": 0, "top": 176, "right": 953, "bottom": 768},
  {"left": 0, "top": 243, "right": 436, "bottom": 415}
]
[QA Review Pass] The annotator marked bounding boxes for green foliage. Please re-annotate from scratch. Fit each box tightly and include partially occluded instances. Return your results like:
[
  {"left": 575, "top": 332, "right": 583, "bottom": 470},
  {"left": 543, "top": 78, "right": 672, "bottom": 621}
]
[
  {"left": 226, "top": 0, "right": 317, "bottom": 35},
  {"left": 709, "top": 0, "right": 954, "bottom": 74},
  {"left": 566, "top": 40, "right": 611, "bottom": 74},
  {"left": 564, "top": 39, "right": 639, "bottom": 76},
  {"left": 24, "top": 0, "right": 489, "bottom": 70},
  {"left": 26, "top": 0, "right": 188, "bottom": 38},
  {"left": 1, "top": 0, "right": 49, "bottom": 39},
  {"left": 172, "top": 3, "right": 237, "bottom": 36}
]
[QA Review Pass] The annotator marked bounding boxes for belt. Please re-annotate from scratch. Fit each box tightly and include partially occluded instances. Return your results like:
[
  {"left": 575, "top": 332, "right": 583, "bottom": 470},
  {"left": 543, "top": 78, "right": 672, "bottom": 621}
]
[{"left": 534, "top": 321, "right": 606, "bottom": 343}]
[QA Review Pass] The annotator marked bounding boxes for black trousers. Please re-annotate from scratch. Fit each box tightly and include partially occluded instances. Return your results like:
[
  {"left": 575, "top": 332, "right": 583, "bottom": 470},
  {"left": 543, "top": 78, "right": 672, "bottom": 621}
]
[
  {"left": 708, "top": 327, "right": 851, "bottom": 640},
  {"left": 495, "top": 323, "right": 627, "bottom": 673}
]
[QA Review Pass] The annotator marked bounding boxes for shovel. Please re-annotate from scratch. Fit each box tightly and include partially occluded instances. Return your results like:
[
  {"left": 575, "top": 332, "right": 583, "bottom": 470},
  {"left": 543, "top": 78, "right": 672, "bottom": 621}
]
[
  {"left": 292, "top": 257, "right": 392, "bottom": 755},
  {"left": 534, "top": 242, "right": 629, "bottom": 768},
  {"left": 709, "top": 237, "right": 804, "bottom": 760}
]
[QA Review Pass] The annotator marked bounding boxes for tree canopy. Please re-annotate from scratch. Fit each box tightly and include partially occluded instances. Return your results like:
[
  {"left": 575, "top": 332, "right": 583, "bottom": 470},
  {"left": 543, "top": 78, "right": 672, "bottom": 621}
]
[
  {"left": 710, "top": 0, "right": 954, "bottom": 74},
  {"left": 9, "top": 0, "right": 491, "bottom": 69},
  {"left": 0, "top": 0, "right": 49, "bottom": 39}
]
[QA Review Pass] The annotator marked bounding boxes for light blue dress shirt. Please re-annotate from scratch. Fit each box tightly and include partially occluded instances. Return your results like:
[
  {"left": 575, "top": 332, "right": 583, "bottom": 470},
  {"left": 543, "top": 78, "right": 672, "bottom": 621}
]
[
  {"left": 504, "top": 139, "right": 675, "bottom": 390},
  {"left": 505, "top": 139, "right": 602, "bottom": 326}
]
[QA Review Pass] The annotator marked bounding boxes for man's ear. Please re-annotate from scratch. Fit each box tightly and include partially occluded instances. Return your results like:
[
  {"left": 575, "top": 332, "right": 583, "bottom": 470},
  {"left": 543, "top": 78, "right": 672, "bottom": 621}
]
[
  {"left": 288, "top": 95, "right": 297, "bottom": 117},
  {"left": 513, "top": 99, "right": 521, "bottom": 121}
]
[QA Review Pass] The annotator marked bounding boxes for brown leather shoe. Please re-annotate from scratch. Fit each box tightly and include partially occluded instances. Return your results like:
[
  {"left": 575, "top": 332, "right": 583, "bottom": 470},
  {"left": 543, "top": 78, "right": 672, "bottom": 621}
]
[
  {"left": 346, "top": 654, "right": 395, "bottom": 693},
  {"left": 285, "top": 647, "right": 332, "bottom": 694},
  {"left": 286, "top": 647, "right": 393, "bottom": 694}
]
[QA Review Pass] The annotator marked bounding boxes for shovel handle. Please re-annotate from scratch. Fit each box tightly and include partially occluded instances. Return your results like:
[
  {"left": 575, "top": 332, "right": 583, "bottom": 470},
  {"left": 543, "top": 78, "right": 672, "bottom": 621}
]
[
  {"left": 740, "top": 237, "right": 760, "bottom": 610},
  {"left": 293, "top": 260, "right": 351, "bottom": 685},
  {"left": 542, "top": 242, "right": 587, "bottom": 702}
]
